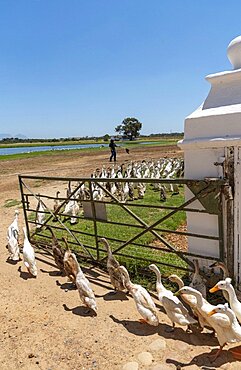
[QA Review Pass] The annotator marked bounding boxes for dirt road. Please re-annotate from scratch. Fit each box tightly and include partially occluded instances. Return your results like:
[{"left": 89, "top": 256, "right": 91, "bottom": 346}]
[{"left": 0, "top": 146, "right": 238, "bottom": 370}]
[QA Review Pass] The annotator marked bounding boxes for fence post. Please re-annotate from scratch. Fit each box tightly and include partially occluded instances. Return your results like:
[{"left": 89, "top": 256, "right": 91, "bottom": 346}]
[
  {"left": 178, "top": 36, "right": 241, "bottom": 272},
  {"left": 88, "top": 180, "right": 99, "bottom": 260},
  {"left": 18, "top": 175, "right": 30, "bottom": 238}
]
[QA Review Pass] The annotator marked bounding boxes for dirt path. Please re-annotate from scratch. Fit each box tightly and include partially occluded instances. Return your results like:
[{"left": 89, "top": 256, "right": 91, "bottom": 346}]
[{"left": 0, "top": 146, "right": 238, "bottom": 370}]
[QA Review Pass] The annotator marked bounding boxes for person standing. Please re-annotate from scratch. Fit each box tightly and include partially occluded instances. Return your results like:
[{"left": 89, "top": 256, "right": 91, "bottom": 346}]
[{"left": 109, "top": 138, "right": 117, "bottom": 162}]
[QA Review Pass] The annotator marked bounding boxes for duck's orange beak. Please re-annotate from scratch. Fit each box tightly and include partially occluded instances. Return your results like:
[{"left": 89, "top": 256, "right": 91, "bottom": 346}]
[
  {"left": 209, "top": 285, "right": 220, "bottom": 293},
  {"left": 208, "top": 308, "right": 217, "bottom": 317}
]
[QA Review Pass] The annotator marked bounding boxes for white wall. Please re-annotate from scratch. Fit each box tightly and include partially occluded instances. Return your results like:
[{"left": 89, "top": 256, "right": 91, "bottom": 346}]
[{"left": 178, "top": 40, "right": 241, "bottom": 262}]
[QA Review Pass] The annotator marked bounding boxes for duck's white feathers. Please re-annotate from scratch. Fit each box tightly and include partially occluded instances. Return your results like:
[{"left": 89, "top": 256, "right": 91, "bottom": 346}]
[
  {"left": 190, "top": 259, "right": 207, "bottom": 299},
  {"left": 7, "top": 230, "right": 20, "bottom": 261},
  {"left": 162, "top": 295, "right": 197, "bottom": 326},
  {"left": 72, "top": 253, "right": 97, "bottom": 313},
  {"left": 7, "top": 211, "right": 20, "bottom": 260},
  {"left": 168, "top": 274, "right": 197, "bottom": 308},
  {"left": 35, "top": 199, "right": 46, "bottom": 229},
  {"left": 211, "top": 304, "right": 241, "bottom": 343},
  {"left": 168, "top": 273, "right": 209, "bottom": 329},
  {"left": 178, "top": 286, "right": 234, "bottom": 346},
  {"left": 134, "top": 285, "right": 157, "bottom": 315},
  {"left": 210, "top": 278, "right": 241, "bottom": 324},
  {"left": 149, "top": 265, "right": 197, "bottom": 327},
  {"left": 7, "top": 210, "right": 19, "bottom": 240},
  {"left": 119, "top": 266, "right": 159, "bottom": 326},
  {"left": 149, "top": 264, "right": 171, "bottom": 303},
  {"left": 76, "top": 271, "right": 97, "bottom": 313},
  {"left": 23, "top": 227, "right": 37, "bottom": 277}
]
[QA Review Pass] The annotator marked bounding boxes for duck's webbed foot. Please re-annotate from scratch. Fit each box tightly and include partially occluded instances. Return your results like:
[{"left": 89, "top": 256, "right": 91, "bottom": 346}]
[
  {"left": 188, "top": 323, "right": 203, "bottom": 334},
  {"left": 139, "top": 318, "right": 147, "bottom": 324},
  {"left": 109, "top": 290, "right": 118, "bottom": 295},
  {"left": 186, "top": 325, "right": 192, "bottom": 333},
  {"left": 207, "top": 328, "right": 216, "bottom": 337},
  {"left": 165, "top": 323, "right": 175, "bottom": 333},
  {"left": 210, "top": 345, "right": 225, "bottom": 363}
]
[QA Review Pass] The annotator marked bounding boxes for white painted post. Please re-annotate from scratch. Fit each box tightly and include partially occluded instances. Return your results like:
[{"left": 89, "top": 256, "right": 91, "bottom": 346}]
[{"left": 178, "top": 36, "right": 241, "bottom": 283}]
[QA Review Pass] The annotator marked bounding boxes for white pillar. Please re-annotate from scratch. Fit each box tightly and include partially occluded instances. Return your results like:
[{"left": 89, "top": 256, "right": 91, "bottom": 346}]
[{"left": 178, "top": 36, "right": 241, "bottom": 275}]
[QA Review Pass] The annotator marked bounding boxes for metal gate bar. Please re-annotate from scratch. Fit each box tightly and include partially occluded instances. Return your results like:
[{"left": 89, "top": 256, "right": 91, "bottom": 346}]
[{"left": 18, "top": 174, "right": 227, "bottom": 273}]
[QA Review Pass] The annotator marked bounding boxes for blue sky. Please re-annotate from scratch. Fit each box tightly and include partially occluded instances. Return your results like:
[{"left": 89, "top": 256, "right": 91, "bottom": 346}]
[{"left": 0, "top": 0, "right": 240, "bottom": 138}]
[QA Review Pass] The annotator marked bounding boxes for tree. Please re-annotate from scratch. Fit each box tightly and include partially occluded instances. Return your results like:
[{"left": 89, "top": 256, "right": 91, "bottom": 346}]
[
  {"left": 103, "top": 134, "right": 110, "bottom": 142},
  {"left": 115, "top": 117, "right": 142, "bottom": 140}
]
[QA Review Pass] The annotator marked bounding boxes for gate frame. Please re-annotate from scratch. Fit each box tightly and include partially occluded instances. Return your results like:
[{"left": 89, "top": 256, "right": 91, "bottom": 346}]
[{"left": 19, "top": 174, "right": 230, "bottom": 274}]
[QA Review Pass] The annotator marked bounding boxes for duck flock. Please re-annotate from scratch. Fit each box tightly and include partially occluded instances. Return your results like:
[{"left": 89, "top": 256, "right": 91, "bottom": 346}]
[
  {"left": 6, "top": 157, "right": 241, "bottom": 363},
  {"left": 89, "top": 157, "right": 184, "bottom": 202},
  {"left": 35, "top": 157, "right": 184, "bottom": 228}
]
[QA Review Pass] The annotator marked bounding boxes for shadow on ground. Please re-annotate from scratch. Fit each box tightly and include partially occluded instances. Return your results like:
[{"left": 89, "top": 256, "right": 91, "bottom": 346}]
[
  {"left": 166, "top": 347, "right": 236, "bottom": 368},
  {"left": 18, "top": 266, "right": 37, "bottom": 280},
  {"left": 63, "top": 303, "right": 97, "bottom": 317}
]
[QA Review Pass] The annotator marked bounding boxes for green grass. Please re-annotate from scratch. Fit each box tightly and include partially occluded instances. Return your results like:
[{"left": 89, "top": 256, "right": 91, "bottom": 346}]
[
  {"left": 4, "top": 199, "right": 22, "bottom": 208},
  {"left": 124, "top": 139, "right": 179, "bottom": 148},
  {"left": 0, "top": 139, "right": 179, "bottom": 161},
  {"left": 0, "top": 146, "right": 106, "bottom": 161},
  {"left": 0, "top": 136, "right": 182, "bottom": 148},
  {"left": 31, "top": 184, "right": 188, "bottom": 286}
]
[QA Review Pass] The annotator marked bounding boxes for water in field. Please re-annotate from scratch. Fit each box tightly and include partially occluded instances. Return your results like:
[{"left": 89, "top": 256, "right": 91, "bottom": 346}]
[
  {"left": 0, "top": 141, "right": 159, "bottom": 155},
  {"left": 0, "top": 143, "right": 109, "bottom": 155}
]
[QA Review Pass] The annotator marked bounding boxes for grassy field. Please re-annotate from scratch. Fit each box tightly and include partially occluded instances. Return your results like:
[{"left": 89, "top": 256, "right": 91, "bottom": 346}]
[
  {"left": 0, "top": 137, "right": 180, "bottom": 161},
  {"left": 0, "top": 135, "right": 182, "bottom": 148},
  {"left": 4, "top": 199, "right": 22, "bottom": 208}
]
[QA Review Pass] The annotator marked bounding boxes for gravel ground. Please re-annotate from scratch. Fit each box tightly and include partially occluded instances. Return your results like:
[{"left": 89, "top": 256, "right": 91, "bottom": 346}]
[{"left": 0, "top": 145, "right": 239, "bottom": 370}]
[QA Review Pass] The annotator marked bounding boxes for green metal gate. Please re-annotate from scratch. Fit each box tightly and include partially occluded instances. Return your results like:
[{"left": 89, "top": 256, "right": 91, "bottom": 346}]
[{"left": 19, "top": 175, "right": 229, "bottom": 275}]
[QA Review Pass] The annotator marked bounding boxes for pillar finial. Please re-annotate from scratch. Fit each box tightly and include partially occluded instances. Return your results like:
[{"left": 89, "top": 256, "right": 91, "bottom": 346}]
[{"left": 227, "top": 36, "right": 241, "bottom": 69}]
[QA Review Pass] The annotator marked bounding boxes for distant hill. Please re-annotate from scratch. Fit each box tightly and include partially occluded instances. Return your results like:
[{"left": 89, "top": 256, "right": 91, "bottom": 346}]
[
  {"left": 14, "top": 133, "right": 28, "bottom": 139},
  {"left": 0, "top": 133, "right": 28, "bottom": 139}
]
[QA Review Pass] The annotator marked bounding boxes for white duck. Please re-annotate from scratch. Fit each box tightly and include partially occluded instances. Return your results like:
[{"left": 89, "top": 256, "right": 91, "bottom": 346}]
[
  {"left": 168, "top": 274, "right": 196, "bottom": 307},
  {"left": 63, "top": 197, "right": 79, "bottom": 224},
  {"left": 176, "top": 286, "right": 234, "bottom": 361},
  {"left": 208, "top": 303, "right": 241, "bottom": 359},
  {"left": 209, "top": 261, "right": 233, "bottom": 302},
  {"left": 7, "top": 209, "right": 19, "bottom": 240},
  {"left": 22, "top": 227, "right": 37, "bottom": 277},
  {"left": 7, "top": 210, "right": 20, "bottom": 261},
  {"left": 168, "top": 274, "right": 209, "bottom": 330},
  {"left": 120, "top": 182, "right": 129, "bottom": 203},
  {"left": 149, "top": 265, "right": 197, "bottom": 331},
  {"left": 92, "top": 185, "right": 104, "bottom": 201},
  {"left": 210, "top": 278, "right": 241, "bottom": 324},
  {"left": 189, "top": 259, "right": 207, "bottom": 299},
  {"left": 72, "top": 253, "right": 97, "bottom": 314},
  {"left": 149, "top": 264, "right": 173, "bottom": 303},
  {"left": 35, "top": 197, "right": 46, "bottom": 229},
  {"left": 7, "top": 232, "right": 20, "bottom": 261},
  {"left": 119, "top": 266, "right": 159, "bottom": 326}
]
